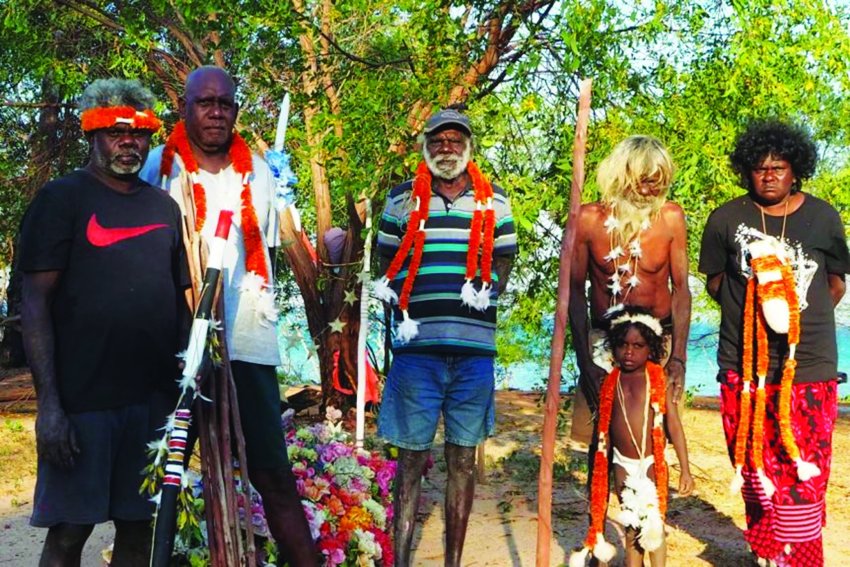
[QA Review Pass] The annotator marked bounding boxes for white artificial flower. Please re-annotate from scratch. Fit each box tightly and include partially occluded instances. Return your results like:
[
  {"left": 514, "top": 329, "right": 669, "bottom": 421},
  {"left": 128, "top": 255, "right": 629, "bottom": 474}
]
[
  {"left": 604, "top": 246, "right": 624, "bottom": 262},
  {"left": 608, "top": 280, "right": 622, "bottom": 297}
]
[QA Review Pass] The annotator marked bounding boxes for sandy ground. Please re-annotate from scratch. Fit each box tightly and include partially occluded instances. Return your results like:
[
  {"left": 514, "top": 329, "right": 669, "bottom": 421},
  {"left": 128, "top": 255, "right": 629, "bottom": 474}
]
[{"left": 1, "top": 390, "right": 848, "bottom": 566}]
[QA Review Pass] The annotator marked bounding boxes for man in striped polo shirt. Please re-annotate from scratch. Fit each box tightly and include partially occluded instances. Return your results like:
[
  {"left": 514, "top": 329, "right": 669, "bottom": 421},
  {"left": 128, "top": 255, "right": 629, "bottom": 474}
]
[{"left": 375, "top": 108, "right": 517, "bottom": 566}]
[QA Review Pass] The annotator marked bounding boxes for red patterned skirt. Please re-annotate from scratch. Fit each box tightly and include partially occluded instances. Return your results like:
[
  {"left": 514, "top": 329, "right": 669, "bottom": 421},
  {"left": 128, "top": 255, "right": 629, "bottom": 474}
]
[{"left": 720, "top": 370, "right": 837, "bottom": 566}]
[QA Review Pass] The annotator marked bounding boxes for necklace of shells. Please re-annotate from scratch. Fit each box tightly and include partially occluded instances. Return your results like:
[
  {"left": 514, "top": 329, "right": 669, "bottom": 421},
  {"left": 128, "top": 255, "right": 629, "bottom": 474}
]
[{"left": 602, "top": 210, "right": 651, "bottom": 314}]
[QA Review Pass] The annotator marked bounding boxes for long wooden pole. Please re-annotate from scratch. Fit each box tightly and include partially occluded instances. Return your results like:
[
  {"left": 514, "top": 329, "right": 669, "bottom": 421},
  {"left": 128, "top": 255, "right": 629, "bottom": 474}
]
[
  {"left": 535, "top": 78, "right": 592, "bottom": 567},
  {"left": 355, "top": 198, "right": 372, "bottom": 449}
]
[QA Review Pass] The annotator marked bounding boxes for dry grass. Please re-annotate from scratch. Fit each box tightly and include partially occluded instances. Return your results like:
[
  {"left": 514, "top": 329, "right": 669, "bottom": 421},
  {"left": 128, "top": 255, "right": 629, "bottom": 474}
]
[{"left": 0, "top": 414, "right": 37, "bottom": 510}]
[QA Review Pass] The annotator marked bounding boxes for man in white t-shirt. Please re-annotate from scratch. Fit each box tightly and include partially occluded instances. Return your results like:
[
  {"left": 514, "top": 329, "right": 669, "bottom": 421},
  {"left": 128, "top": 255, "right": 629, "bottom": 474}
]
[{"left": 141, "top": 66, "right": 317, "bottom": 566}]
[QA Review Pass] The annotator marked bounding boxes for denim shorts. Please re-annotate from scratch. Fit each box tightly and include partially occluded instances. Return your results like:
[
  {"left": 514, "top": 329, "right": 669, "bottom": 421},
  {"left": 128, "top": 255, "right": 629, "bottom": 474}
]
[{"left": 377, "top": 353, "right": 495, "bottom": 450}]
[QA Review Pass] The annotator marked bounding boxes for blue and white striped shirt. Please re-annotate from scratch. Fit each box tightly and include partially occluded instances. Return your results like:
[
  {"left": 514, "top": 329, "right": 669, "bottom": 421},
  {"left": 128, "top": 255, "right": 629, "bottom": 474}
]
[{"left": 377, "top": 177, "right": 518, "bottom": 355}]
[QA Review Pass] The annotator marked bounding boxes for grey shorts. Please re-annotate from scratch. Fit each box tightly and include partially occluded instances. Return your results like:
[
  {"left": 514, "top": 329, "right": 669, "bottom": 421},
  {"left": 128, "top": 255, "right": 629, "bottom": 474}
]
[{"left": 30, "top": 402, "right": 163, "bottom": 527}]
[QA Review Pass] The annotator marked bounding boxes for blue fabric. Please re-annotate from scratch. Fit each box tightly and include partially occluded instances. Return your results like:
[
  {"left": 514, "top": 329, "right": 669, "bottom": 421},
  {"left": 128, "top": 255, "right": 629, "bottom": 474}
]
[{"left": 377, "top": 353, "right": 495, "bottom": 450}]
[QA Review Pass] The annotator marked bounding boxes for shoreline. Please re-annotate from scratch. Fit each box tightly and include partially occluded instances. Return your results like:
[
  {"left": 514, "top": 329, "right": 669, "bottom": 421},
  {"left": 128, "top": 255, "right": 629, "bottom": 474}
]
[{"left": 2, "top": 391, "right": 849, "bottom": 565}]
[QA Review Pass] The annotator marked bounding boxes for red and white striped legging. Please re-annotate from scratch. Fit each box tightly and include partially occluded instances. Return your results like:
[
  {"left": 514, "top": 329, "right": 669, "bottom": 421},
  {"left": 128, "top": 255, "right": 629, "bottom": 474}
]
[{"left": 721, "top": 370, "right": 837, "bottom": 567}]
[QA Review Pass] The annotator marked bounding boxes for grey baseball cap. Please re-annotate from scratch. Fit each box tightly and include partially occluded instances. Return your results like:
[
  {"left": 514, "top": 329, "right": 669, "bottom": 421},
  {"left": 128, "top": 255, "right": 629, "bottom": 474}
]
[{"left": 423, "top": 109, "right": 472, "bottom": 136}]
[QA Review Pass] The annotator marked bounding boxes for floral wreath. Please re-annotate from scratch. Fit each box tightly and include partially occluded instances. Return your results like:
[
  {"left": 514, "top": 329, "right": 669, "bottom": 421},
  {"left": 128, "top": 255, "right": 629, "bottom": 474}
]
[
  {"left": 81, "top": 106, "right": 162, "bottom": 132},
  {"left": 609, "top": 312, "right": 664, "bottom": 337},
  {"left": 160, "top": 121, "right": 276, "bottom": 324},
  {"left": 373, "top": 160, "right": 496, "bottom": 343},
  {"left": 571, "top": 361, "right": 668, "bottom": 566},
  {"left": 730, "top": 241, "right": 818, "bottom": 498}
]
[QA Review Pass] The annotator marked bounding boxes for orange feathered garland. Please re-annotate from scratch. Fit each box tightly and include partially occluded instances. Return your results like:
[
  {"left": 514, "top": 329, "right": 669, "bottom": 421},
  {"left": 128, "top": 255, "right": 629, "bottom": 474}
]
[
  {"left": 465, "top": 161, "right": 497, "bottom": 303},
  {"left": 649, "top": 362, "right": 669, "bottom": 516},
  {"left": 80, "top": 106, "right": 162, "bottom": 132},
  {"left": 387, "top": 161, "right": 432, "bottom": 313},
  {"left": 160, "top": 121, "right": 269, "bottom": 285},
  {"left": 752, "top": 308, "right": 773, "bottom": 495},
  {"left": 573, "top": 361, "right": 668, "bottom": 564},
  {"left": 373, "top": 160, "right": 496, "bottom": 343},
  {"left": 733, "top": 251, "right": 817, "bottom": 498},
  {"left": 772, "top": 262, "right": 815, "bottom": 477},
  {"left": 731, "top": 278, "right": 756, "bottom": 493}
]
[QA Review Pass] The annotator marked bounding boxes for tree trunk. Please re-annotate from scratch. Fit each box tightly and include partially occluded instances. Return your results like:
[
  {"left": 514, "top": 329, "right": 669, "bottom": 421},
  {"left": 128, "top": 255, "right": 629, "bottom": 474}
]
[{"left": 280, "top": 195, "right": 365, "bottom": 411}]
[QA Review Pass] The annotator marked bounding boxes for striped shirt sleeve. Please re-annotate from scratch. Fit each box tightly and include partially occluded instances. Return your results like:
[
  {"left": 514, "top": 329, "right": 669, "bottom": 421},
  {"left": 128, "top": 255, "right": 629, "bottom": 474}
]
[
  {"left": 376, "top": 184, "right": 409, "bottom": 258},
  {"left": 492, "top": 185, "right": 518, "bottom": 257}
]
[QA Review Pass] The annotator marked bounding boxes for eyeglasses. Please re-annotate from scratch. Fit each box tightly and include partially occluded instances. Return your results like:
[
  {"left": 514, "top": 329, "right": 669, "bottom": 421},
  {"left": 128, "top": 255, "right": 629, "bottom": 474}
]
[{"left": 426, "top": 136, "right": 467, "bottom": 150}]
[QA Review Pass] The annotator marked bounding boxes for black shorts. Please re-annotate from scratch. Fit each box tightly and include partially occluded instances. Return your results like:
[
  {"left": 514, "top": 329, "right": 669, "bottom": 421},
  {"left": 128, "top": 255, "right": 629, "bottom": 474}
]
[
  {"left": 30, "top": 402, "right": 164, "bottom": 527},
  {"left": 231, "top": 361, "right": 289, "bottom": 470}
]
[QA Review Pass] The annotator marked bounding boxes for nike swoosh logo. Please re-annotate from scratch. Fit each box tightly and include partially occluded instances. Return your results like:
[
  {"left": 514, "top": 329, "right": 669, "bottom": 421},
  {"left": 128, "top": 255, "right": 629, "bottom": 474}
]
[{"left": 86, "top": 214, "right": 168, "bottom": 247}]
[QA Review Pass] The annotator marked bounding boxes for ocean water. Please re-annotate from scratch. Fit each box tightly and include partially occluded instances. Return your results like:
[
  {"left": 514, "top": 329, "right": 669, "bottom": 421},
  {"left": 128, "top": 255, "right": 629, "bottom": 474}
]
[
  {"left": 502, "top": 321, "right": 850, "bottom": 399},
  {"left": 276, "top": 314, "right": 850, "bottom": 400}
]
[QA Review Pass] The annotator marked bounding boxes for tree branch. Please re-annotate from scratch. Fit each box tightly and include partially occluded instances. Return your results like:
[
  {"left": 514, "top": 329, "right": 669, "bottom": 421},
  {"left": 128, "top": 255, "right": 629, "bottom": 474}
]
[
  {"left": 55, "top": 0, "right": 123, "bottom": 31},
  {"left": 2, "top": 102, "right": 76, "bottom": 109},
  {"left": 288, "top": 5, "right": 412, "bottom": 69}
]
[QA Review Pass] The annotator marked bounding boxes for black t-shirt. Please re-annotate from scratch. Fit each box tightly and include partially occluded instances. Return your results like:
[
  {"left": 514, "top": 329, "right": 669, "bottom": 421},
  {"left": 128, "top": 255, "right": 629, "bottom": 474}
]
[
  {"left": 698, "top": 193, "right": 850, "bottom": 384},
  {"left": 18, "top": 170, "right": 188, "bottom": 412}
]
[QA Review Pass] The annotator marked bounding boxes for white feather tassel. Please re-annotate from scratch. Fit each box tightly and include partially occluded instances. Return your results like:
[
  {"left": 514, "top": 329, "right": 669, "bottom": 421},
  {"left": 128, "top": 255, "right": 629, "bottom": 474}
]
[
  {"left": 568, "top": 547, "right": 589, "bottom": 567},
  {"left": 593, "top": 533, "right": 617, "bottom": 563},
  {"left": 474, "top": 282, "right": 491, "bottom": 311},
  {"left": 239, "top": 271, "right": 266, "bottom": 294},
  {"left": 373, "top": 276, "right": 398, "bottom": 304},
  {"left": 240, "top": 272, "right": 278, "bottom": 326},
  {"left": 255, "top": 289, "right": 279, "bottom": 325},
  {"left": 396, "top": 311, "right": 420, "bottom": 343},
  {"left": 178, "top": 372, "right": 195, "bottom": 393},
  {"left": 730, "top": 465, "right": 745, "bottom": 494},
  {"left": 794, "top": 458, "right": 821, "bottom": 481},
  {"left": 757, "top": 468, "right": 776, "bottom": 499},
  {"left": 616, "top": 508, "right": 640, "bottom": 528},
  {"left": 460, "top": 279, "right": 478, "bottom": 308},
  {"left": 639, "top": 514, "right": 665, "bottom": 552}
]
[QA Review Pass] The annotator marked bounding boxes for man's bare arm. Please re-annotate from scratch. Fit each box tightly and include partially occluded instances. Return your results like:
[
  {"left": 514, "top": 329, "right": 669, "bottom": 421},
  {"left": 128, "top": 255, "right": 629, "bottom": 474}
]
[
  {"left": 567, "top": 209, "right": 607, "bottom": 412},
  {"left": 494, "top": 255, "right": 514, "bottom": 295},
  {"left": 22, "top": 271, "right": 80, "bottom": 470},
  {"left": 827, "top": 273, "right": 846, "bottom": 307},
  {"left": 705, "top": 273, "right": 724, "bottom": 301},
  {"left": 665, "top": 205, "right": 691, "bottom": 403}
]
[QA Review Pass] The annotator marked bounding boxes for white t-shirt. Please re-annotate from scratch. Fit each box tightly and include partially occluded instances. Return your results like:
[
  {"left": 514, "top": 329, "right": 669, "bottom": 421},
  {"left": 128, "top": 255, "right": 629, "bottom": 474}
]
[{"left": 141, "top": 145, "right": 281, "bottom": 366}]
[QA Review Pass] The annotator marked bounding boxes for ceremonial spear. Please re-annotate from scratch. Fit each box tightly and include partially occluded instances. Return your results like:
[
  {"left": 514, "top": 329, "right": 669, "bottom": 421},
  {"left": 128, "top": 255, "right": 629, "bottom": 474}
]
[
  {"left": 356, "top": 198, "right": 372, "bottom": 448},
  {"left": 536, "top": 78, "right": 592, "bottom": 567},
  {"left": 267, "top": 93, "right": 300, "bottom": 231},
  {"left": 150, "top": 210, "right": 234, "bottom": 567}
]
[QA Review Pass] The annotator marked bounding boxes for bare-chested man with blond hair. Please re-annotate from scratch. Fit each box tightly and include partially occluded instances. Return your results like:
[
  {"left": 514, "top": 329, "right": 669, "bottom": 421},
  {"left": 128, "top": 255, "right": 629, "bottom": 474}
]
[{"left": 569, "top": 135, "right": 691, "bottom": 447}]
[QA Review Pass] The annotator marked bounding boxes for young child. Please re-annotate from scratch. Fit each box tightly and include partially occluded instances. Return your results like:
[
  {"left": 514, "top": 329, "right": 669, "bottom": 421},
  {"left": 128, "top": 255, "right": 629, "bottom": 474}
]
[{"left": 571, "top": 310, "right": 694, "bottom": 567}]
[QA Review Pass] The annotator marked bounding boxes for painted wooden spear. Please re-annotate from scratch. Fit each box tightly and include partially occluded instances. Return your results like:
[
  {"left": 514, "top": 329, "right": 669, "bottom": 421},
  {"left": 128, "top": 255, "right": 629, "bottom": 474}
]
[
  {"left": 355, "top": 198, "right": 372, "bottom": 448},
  {"left": 150, "top": 209, "right": 234, "bottom": 567},
  {"left": 536, "top": 78, "right": 592, "bottom": 567}
]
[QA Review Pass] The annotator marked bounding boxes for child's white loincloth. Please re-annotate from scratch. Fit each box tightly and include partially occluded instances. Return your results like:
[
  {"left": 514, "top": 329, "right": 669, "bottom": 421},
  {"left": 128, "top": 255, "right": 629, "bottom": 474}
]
[{"left": 612, "top": 446, "right": 654, "bottom": 478}]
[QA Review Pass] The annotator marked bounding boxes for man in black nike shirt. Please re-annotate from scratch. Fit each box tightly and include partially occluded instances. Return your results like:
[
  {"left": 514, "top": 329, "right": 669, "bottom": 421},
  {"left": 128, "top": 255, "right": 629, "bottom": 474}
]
[{"left": 19, "top": 78, "right": 188, "bottom": 566}]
